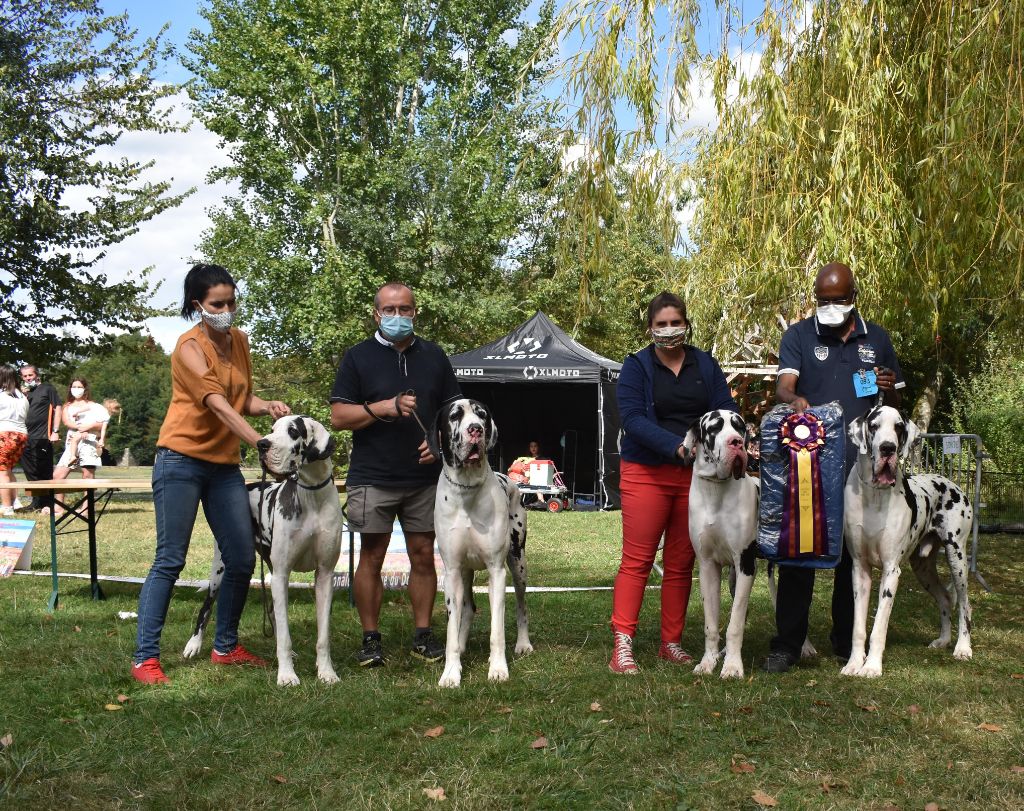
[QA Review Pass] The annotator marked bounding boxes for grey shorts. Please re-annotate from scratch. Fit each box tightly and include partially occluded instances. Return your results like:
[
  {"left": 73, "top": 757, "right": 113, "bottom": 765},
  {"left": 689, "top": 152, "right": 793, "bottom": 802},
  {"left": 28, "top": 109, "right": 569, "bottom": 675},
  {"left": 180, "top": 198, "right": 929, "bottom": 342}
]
[{"left": 345, "top": 484, "right": 437, "bottom": 534}]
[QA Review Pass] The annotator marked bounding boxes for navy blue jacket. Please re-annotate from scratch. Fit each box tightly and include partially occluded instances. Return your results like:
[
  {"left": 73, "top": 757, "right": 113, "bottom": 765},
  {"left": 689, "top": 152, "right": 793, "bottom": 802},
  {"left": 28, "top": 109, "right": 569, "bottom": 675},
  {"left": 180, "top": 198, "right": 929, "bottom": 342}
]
[{"left": 618, "top": 344, "right": 738, "bottom": 466}]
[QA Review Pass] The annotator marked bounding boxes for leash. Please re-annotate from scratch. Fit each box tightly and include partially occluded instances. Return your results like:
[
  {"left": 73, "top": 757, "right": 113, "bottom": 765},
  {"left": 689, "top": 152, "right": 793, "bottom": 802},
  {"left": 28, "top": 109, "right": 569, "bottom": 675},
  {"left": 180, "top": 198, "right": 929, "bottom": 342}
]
[
  {"left": 402, "top": 388, "right": 441, "bottom": 461},
  {"left": 255, "top": 464, "right": 275, "bottom": 638},
  {"left": 443, "top": 468, "right": 483, "bottom": 489}
]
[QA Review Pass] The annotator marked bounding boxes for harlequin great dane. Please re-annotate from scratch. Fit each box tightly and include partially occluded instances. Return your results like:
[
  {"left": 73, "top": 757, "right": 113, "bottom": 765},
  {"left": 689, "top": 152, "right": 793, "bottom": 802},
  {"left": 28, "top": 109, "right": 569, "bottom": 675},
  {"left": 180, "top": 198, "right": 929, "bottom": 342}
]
[
  {"left": 182, "top": 416, "right": 342, "bottom": 687},
  {"left": 684, "top": 409, "right": 817, "bottom": 679},
  {"left": 842, "top": 405, "right": 973, "bottom": 678},
  {"left": 434, "top": 398, "right": 532, "bottom": 688}
]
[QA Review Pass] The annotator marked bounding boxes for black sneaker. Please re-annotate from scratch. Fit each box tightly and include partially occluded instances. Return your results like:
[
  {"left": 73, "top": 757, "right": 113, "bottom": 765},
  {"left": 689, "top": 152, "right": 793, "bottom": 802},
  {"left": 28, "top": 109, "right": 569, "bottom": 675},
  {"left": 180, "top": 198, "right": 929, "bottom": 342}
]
[
  {"left": 410, "top": 629, "right": 444, "bottom": 662},
  {"left": 760, "top": 651, "right": 798, "bottom": 674},
  {"left": 357, "top": 635, "right": 384, "bottom": 667}
]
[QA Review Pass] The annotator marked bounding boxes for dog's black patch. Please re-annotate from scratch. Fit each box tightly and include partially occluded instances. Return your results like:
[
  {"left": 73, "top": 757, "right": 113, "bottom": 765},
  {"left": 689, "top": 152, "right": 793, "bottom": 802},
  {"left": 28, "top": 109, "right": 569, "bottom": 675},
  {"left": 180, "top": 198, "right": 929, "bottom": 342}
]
[
  {"left": 882, "top": 588, "right": 893, "bottom": 599},
  {"left": 739, "top": 541, "right": 756, "bottom": 577},
  {"left": 508, "top": 528, "right": 524, "bottom": 560},
  {"left": 932, "top": 480, "right": 947, "bottom": 493},
  {"left": 287, "top": 417, "right": 308, "bottom": 441},
  {"left": 949, "top": 488, "right": 961, "bottom": 504},
  {"left": 903, "top": 487, "right": 919, "bottom": 531},
  {"left": 277, "top": 479, "right": 301, "bottom": 521}
]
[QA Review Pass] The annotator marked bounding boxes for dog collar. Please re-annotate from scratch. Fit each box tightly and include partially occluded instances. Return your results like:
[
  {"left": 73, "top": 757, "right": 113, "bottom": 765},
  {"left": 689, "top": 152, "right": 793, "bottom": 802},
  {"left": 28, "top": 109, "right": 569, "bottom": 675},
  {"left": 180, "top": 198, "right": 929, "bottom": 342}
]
[
  {"left": 443, "top": 469, "right": 482, "bottom": 489},
  {"left": 297, "top": 474, "right": 335, "bottom": 491}
]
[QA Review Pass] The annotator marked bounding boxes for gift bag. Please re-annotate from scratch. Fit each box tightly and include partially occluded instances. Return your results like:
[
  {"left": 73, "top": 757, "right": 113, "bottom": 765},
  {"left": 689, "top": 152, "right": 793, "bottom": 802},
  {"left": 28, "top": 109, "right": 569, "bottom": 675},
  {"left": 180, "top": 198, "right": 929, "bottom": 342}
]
[{"left": 758, "top": 402, "right": 846, "bottom": 568}]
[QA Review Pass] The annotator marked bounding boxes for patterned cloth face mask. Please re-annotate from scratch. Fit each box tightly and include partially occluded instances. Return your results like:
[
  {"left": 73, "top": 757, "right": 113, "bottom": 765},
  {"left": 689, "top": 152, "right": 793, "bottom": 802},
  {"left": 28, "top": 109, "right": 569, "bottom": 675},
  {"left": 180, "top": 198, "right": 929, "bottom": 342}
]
[
  {"left": 198, "top": 304, "right": 236, "bottom": 333},
  {"left": 651, "top": 325, "right": 687, "bottom": 350}
]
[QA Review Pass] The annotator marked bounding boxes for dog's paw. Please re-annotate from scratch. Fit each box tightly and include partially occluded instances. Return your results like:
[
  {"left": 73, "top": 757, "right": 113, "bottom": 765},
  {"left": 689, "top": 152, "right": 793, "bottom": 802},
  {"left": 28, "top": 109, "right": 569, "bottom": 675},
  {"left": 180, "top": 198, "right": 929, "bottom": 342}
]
[
  {"left": 318, "top": 668, "right": 340, "bottom": 685},
  {"left": 928, "top": 636, "right": 951, "bottom": 649},
  {"left": 438, "top": 667, "right": 462, "bottom": 688},
  {"left": 277, "top": 671, "right": 301, "bottom": 687},
  {"left": 719, "top": 659, "right": 744, "bottom": 680},
  {"left": 840, "top": 661, "right": 863, "bottom": 677},
  {"left": 487, "top": 662, "right": 509, "bottom": 682},
  {"left": 515, "top": 640, "right": 534, "bottom": 656},
  {"left": 692, "top": 656, "right": 718, "bottom": 676},
  {"left": 182, "top": 636, "right": 203, "bottom": 659},
  {"left": 952, "top": 644, "right": 973, "bottom": 661},
  {"left": 857, "top": 661, "right": 883, "bottom": 678}
]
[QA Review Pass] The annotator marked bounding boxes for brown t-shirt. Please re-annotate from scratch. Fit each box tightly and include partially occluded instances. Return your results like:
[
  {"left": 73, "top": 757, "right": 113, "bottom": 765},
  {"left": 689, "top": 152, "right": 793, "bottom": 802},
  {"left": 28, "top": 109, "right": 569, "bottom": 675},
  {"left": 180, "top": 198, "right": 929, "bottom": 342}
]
[{"left": 156, "top": 323, "right": 253, "bottom": 464}]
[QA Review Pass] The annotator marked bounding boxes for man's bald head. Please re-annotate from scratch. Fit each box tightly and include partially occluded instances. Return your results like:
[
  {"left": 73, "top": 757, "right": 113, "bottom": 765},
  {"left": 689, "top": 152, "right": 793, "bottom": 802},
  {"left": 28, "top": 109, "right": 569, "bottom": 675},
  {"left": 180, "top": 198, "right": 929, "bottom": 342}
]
[
  {"left": 374, "top": 283, "right": 415, "bottom": 311},
  {"left": 814, "top": 263, "right": 856, "bottom": 299}
]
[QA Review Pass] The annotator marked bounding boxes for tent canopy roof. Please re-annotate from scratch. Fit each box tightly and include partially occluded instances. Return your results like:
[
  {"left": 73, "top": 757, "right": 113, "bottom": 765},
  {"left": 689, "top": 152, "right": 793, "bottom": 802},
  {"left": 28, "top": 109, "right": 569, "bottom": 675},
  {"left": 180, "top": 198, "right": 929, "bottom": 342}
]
[{"left": 450, "top": 311, "right": 622, "bottom": 384}]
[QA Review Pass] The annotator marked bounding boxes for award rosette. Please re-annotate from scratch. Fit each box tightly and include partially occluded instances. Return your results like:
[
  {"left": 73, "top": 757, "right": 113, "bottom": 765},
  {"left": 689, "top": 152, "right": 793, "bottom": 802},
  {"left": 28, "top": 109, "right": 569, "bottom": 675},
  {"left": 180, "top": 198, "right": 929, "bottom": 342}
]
[{"left": 758, "top": 402, "right": 845, "bottom": 568}]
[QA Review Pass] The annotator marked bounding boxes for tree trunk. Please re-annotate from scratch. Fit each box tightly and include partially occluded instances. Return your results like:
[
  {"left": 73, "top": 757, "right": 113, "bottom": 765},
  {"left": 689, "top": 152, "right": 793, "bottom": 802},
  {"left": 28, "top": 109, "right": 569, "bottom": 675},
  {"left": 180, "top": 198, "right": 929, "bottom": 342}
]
[{"left": 911, "top": 367, "right": 943, "bottom": 433}]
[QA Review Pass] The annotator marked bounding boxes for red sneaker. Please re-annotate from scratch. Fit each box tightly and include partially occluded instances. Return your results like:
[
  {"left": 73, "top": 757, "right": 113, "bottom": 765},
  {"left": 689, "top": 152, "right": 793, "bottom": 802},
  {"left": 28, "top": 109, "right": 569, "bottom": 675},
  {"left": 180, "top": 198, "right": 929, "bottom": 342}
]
[
  {"left": 657, "top": 642, "right": 693, "bottom": 664},
  {"left": 131, "top": 657, "right": 170, "bottom": 685},
  {"left": 210, "top": 644, "right": 270, "bottom": 667},
  {"left": 609, "top": 631, "right": 639, "bottom": 674}
]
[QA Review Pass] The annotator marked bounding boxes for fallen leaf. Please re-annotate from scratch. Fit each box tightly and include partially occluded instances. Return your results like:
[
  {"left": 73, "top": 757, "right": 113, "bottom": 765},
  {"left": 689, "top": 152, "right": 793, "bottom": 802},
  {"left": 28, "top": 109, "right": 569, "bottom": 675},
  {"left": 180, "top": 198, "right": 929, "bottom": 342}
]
[
  {"left": 821, "top": 780, "right": 831, "bottom": 794},
  {"left": 104, "top": 704, "right": 123, "bottom": 711},
  {"left": 423, "top": 787, "right": 446, "bottom": 801},
  {"left": 0, "top": 733, "right": 11, "bottom": 748},
  {"left": 117, "top": 694, "right": 130, "bottom": 704},
  {"left": 805, "top": 679, "right": 817, "bottom": 687},
  {"left": 599, "top": 719, "right": 612, "bottom": 724},
  {"left": 496, "top": 706, "right": 513, "bottom": 714},
  {"left": 907, "top": 705, "right": 921, "bottom": 715},
  {"left": 74, "top": 626, "right": 81, "bottom": 632},
  {"left": 737, "top": 705, "right": 753, "bottom": 715},
  {"left": 813, "top": 700, "right": 831, "bottom": 707},
  {"left": 977, "top": 722, "right": 1003, "bottom": 732},
  {"left": 1011, "top": 673, "right": 1024, "bottom": 680},
  {"left": 946, "top": 761, "right": 953, "bottom": 770},
  {"left": 1010, "top": 765, "right": 1024, "bottom": 774},
  {"left": 751, "top": 789, "right": 778, "bottom": 807},
  {"left": 271, "top": 775, "right": 288, "bottom": 784},
  {"left": 530, "top": 736, "right": 548, "bottom": 749},
  {"left": 857, "top": 703, "right": 878, "bottom": 712},
  {"left": 730, "top": 761, "right": 755, "bottom": 774},
  {"left": 895, "top": 776, "right": 906, "bottom": 786},
  {"left": 590, "top": 702, "right": 602, "bottom": 712},
  {"left": 423, "top": 725, "right": 445, "bottom": 738},
  {"left": 711, "top": 711, "right": 722, "bottom": 717},
  {"left": 925, "top": 803, "right": 940, "bottom": 811}
]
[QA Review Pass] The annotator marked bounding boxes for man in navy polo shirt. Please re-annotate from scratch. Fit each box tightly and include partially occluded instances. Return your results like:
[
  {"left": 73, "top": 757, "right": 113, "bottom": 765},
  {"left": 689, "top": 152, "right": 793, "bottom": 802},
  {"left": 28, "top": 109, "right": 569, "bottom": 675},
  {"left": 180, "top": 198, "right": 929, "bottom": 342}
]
[
  {"left": 330, "top": 283, "right": 461, "bottom": 668},
  {"left": 762, "top": 263, "right": 905, "bottom": 674}
]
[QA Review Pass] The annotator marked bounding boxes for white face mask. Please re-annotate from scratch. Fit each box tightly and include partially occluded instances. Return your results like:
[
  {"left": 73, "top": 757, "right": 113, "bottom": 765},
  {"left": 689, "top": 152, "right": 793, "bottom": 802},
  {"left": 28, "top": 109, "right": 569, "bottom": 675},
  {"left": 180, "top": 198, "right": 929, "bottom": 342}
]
[
  {"left": 816, "top": 303, "right": 854, "bottom": 327},
  {"left": 198, "top": 304, "right": 236, "bottom": 333},
  {"left": 70, "top": 387, "right": 85, "bottom": 399}
]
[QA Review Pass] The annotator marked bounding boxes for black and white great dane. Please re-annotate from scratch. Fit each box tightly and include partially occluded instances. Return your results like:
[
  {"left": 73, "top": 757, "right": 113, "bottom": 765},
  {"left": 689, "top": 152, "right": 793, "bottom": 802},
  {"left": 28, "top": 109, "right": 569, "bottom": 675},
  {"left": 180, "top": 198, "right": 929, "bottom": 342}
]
[
  {"left": 434, "top": 398, "right": 532, "bottom": 688},
  {"left": 182, "top": 416, "right": 343, "bottom": 687},
  {"left": 842, "top": 405, "right": 973, "bottom": 677}
]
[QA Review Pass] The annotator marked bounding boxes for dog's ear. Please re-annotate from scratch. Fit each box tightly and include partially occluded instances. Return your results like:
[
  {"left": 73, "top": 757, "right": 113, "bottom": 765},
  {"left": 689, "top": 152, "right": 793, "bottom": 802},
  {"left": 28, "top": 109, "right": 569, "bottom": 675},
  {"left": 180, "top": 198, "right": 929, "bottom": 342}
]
[
  {"left": 485, "top": 409, "right": 498, "bottom": 451},
  {"left": 848, "top": 415, "right": 870, "bottom": 455},
  {"left": 314, "top": 435, "right": 336, "bottom": 461},
  {"left": 899, "top": 417, "right": 920, "bottom": 462},
  {"left": 434, "top": 406, "right": 454, "bottom": 467}
]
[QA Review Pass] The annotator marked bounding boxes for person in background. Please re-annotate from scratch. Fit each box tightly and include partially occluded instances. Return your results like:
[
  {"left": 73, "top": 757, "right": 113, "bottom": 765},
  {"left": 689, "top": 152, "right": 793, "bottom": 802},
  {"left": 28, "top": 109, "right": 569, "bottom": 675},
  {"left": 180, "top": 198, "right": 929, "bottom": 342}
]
[
  {"left": 19, "top": 365, "right": 62, "bottom": 512},
  {"left": 0, "top": 365, "right": 30, "bottom": 517},
  {"left": 131, "top": 263, "right": 291, "bottom": 685},
  {"left": 50, "top": 377, "right": 110, "bottom": 516},
  {"left": 610, "top": 292, "right": 739, "bottom": 673},
  {"left": 330, "top": 282, "right": 461, "bottom": 668}
]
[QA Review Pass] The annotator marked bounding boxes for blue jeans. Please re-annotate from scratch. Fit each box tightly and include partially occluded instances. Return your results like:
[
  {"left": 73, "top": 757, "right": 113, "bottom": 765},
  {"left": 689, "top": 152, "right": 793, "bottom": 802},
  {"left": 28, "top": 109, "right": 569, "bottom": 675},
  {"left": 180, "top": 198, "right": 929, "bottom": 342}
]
[{"left": 134, "top": 448, "right": 255, "bottom": 662}]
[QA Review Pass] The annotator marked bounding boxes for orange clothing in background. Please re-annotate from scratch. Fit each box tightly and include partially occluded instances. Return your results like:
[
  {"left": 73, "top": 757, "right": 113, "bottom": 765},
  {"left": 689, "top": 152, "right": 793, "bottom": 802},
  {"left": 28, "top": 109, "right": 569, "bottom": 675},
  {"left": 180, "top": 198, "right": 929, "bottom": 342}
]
[{"left": 156, "top": 324, "right": 253, "bottom": 464}]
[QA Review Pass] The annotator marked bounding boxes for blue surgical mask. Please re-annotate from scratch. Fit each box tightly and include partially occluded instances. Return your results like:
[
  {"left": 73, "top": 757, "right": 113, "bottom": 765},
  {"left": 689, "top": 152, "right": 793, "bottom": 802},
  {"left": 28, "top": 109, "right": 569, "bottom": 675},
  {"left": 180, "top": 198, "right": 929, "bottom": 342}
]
[{"left": 378, "top": 314, "right": 414, "bottom": 342}]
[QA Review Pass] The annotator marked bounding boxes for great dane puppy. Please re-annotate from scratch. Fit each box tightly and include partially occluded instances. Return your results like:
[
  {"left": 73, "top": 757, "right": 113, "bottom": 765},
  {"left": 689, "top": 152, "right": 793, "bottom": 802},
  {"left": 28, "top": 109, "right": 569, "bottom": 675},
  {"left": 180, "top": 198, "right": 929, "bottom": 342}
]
[
  {"left": 842, "top": 405, "right": 973, "bottom": 678},
  {"left": 182, "top": 416, "right": 343, "bottom": 687},
  {"left": 434, "top": 398, "right": 532, "bottom": 688},
  {"left": 683, "top": 409, "right": 759, "bottom": 679}
]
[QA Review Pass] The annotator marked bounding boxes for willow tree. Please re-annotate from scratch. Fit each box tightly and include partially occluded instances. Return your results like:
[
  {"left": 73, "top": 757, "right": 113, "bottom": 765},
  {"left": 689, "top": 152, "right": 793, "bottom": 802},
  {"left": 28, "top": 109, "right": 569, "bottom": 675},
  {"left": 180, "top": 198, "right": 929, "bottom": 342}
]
[{"left": 543, "top": 0, "right": 1023, "bottom": 420}]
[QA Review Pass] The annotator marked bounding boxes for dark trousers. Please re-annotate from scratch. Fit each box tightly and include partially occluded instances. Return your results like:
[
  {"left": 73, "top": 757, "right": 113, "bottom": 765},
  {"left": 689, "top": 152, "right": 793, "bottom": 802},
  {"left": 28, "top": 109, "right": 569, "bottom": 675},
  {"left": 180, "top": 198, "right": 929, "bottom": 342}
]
[
  {"left": 21, "top": 437, "right": 55, "bottom": 508},
  {"left": 770, "top": 540, "right": 854, "bottom": 659}
]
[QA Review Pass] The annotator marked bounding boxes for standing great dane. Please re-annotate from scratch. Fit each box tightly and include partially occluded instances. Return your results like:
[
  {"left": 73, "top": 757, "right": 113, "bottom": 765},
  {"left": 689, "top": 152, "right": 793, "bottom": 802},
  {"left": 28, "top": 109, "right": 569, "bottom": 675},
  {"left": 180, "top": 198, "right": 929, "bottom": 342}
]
[
  {"left": 842, "top": 405, "right": 973, "bottom": 678},
  {"left": 434, "top": 398, "right": 532, "bottom": 688},
  {"left": 183, "top": 416, "right": 343, "bottom": 687},
  {"left": 683, "top": 409, "right": 759, "bottom": 679}
]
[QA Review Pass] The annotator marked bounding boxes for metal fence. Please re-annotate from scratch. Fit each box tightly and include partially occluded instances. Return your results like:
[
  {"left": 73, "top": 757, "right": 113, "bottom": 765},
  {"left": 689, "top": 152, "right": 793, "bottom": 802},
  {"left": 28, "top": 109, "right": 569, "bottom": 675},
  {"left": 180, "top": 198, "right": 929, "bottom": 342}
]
[{"left": 978, "top": 471, "right": 1024, "bottom": 533}]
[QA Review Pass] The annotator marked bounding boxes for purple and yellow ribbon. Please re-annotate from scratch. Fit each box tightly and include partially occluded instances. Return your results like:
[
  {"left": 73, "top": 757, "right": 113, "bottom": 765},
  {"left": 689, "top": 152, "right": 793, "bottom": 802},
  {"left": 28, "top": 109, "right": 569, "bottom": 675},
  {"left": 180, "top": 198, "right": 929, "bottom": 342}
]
[{"left": 778, "top": 413, "right": 828, "bottom": 558}]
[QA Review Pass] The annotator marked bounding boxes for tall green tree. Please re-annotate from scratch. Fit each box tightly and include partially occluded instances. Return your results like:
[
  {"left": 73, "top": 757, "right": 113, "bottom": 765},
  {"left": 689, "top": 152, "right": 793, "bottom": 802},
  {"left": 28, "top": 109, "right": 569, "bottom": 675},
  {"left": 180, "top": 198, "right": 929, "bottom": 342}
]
[
  {"left": 0, "top": 0, "right": 190, "bottom": 365},
  {"left": 541, "top": 0, "right": 1023, "bottom": 418},
  {"left": 187, "top": 0, "right": 559, "bottom": 374}
]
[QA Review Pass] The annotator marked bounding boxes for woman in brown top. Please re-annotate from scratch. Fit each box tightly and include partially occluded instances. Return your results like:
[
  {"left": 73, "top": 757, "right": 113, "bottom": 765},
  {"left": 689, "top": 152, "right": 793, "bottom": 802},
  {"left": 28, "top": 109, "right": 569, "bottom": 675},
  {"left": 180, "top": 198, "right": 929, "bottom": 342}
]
[{"left": 131, "top": 264, "right": 291, "bottom": 685}]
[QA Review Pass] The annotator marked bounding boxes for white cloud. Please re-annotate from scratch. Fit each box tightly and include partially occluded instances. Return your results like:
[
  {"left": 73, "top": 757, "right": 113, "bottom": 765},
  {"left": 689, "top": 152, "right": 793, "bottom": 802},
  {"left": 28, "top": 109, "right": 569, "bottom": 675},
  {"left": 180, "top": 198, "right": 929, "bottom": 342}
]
[{"left": 60, "top": 90, "right": 237, "bottom": 353}]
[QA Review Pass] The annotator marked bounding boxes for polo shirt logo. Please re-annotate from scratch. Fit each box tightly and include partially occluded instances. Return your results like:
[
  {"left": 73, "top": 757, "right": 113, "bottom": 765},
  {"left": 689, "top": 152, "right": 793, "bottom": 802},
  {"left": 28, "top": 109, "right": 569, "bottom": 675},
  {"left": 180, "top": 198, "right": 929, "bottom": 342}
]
[
  {"left": 814, "top": 346, "right": 829, "bottom": 361},
  {"left": 858, "top": 343, "right": 876, "bottom": 364}
]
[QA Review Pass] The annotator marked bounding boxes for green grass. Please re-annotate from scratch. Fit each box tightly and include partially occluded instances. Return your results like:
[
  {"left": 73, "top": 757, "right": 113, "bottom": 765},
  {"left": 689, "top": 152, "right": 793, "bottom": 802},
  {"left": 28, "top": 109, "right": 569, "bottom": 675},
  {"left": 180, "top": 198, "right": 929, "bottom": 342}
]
[{"left": 2, "top": 488, "right": 1023, "bottom": 809}]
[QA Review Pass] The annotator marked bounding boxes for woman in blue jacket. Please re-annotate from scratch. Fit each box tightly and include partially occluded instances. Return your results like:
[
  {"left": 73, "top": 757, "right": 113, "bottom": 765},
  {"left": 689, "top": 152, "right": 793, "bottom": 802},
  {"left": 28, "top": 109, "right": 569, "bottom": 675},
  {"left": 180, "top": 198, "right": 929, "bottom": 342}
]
[{"left": 610, "top": 292, "right": 738, "bottom": 673}]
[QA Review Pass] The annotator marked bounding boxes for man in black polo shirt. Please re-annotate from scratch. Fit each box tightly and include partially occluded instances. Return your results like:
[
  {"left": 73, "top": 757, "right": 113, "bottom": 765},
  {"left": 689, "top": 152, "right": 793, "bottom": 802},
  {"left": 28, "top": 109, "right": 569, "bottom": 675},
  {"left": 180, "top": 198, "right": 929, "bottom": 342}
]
[
  {"left": 330, "top": 283, "right": 461, "bottom": 667},
  {"left": 20, "top": 365, "right": 63, "bottom": 511},
  {"left": 762, "top": 262, "right": 904, "bottom": 673}
]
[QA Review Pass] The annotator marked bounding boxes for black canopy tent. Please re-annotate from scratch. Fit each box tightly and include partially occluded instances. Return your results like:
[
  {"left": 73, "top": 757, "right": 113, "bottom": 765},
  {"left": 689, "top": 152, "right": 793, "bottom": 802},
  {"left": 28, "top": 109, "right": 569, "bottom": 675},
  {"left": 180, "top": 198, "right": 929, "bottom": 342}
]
[{"left": 448, "top": 312, "right": 622, "bottom": 509}]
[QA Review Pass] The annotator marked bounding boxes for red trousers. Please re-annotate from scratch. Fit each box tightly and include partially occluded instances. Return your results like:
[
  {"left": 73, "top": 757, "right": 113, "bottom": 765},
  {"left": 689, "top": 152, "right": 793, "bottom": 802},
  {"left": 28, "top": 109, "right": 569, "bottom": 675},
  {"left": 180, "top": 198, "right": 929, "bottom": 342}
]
[{"left": 611, "top": 460, "right": 695, "bottom": 643}]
